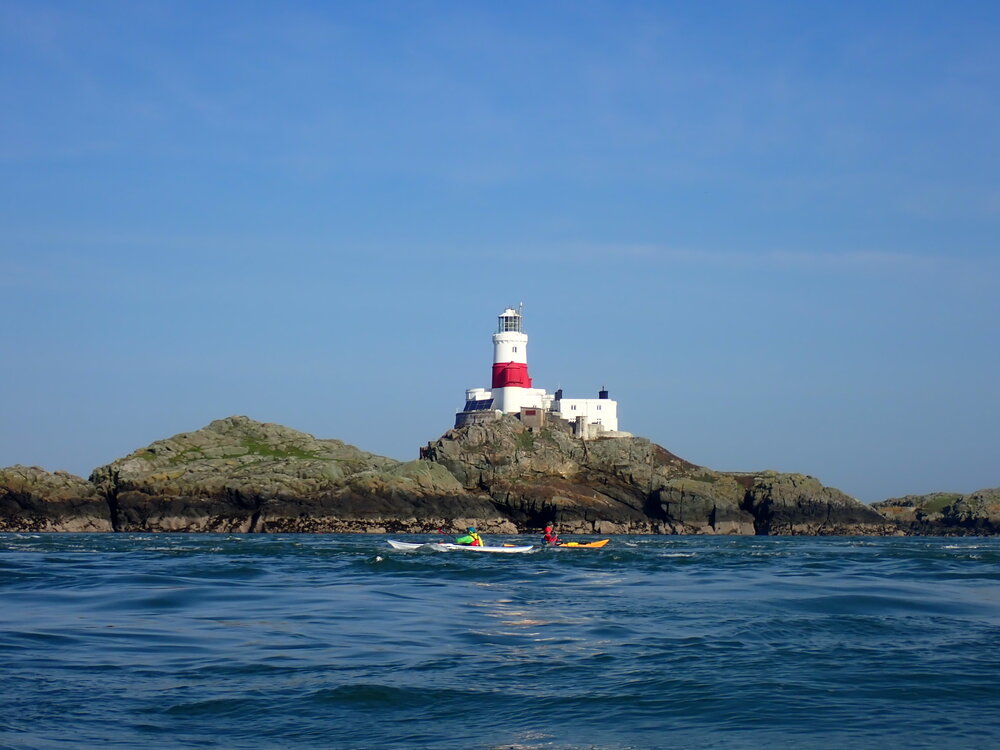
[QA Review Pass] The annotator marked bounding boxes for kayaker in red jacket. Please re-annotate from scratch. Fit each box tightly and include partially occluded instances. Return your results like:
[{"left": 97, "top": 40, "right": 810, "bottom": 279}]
[{"left": 542, "top": 525, "right": 561, "bottom": 545}]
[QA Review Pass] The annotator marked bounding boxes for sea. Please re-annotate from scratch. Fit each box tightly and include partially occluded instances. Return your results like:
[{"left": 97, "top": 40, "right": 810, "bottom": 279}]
[{"left": 1, "top": 534, "right": 997, "bottom": 750}]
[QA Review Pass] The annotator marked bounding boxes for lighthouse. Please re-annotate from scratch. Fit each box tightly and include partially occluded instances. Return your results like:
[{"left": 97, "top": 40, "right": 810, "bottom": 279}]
[
  {"left": 490, "top": 306, "right": 540, "bottom": 413},
  {"left": 455, "top": 306, "right": 627, "bottom": 438}
]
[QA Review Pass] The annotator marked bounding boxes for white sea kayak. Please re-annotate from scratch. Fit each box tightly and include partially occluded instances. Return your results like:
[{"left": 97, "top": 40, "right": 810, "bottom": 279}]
[{"left": 386, "top": 540, "right": 535, "bottom": 554}]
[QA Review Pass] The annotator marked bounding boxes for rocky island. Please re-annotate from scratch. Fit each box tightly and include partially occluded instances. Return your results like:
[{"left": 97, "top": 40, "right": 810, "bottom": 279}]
[
  {"left": 1, "top": 415, "right": 996, "bottom": 535},
  {"left": 872, "top": 489, "right": 1000, "bottom": 535}
]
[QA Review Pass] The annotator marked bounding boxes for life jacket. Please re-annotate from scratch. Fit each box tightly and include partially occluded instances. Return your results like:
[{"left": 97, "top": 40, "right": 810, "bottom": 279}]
[
  {"left": 470, "top": 533, "right": 483, "bottom": 547},
  {"left": 543, "top": 530, "right": 559, "bottom": 544}
]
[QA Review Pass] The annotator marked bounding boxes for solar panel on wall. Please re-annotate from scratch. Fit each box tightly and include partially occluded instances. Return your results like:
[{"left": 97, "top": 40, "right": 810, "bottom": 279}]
[{"left": 461, "top": 399, "right": 495, "bottom": 412}]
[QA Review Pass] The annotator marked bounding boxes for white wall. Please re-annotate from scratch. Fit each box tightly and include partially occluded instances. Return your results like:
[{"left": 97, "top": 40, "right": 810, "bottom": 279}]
[
  {"left": 492, "top": 332, "right": 528, "bottom": 364},
  {"left": 494, "top": 386, "right": 548, "bottom": 413},
  {"left": 553, "top": 398, "right": 618, "bottom": 431}
]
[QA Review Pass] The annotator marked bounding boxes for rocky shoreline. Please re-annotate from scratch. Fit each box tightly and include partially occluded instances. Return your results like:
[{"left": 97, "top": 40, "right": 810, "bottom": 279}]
[{"left": 2, "top": 415, "right": 996, "bottom": 535}]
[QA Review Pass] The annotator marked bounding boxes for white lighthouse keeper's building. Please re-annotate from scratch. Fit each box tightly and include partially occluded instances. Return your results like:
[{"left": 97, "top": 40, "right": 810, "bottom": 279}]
[{"left": 455, "top": 306, "right": 624, "bottom": 436}]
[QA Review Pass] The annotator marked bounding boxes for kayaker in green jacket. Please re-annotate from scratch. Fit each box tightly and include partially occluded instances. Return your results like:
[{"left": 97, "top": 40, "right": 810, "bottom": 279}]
[{"left": 454, "top": 527, "right": 484, "bottom": 546}]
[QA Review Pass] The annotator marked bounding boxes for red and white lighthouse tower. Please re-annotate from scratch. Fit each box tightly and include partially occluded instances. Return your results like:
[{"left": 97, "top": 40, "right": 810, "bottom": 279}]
[{"left": 491, "top": 306, "right": 535, "bottom": 413}]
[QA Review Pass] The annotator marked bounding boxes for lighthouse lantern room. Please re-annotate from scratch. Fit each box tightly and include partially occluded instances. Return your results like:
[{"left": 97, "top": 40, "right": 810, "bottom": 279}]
[{"left": 455, "top": 306, "right": 626, "bottom": 438}]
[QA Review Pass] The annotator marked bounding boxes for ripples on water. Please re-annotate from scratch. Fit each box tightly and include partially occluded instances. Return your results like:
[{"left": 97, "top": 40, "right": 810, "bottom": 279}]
[{"left": 1, "top": 534, "right": 998, "bottom": 749}]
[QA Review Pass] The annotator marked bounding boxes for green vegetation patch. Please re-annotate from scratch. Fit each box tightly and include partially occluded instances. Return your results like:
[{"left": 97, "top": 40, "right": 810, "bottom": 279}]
[
  {"left": 168, "top": 446, "right": 206, "bottom": 465},
  {"left": 240, "top": 438, "right": 322, "bottom": 461},
  {"left": 921, "top": 494, "right": 962, "bottom": 514},
  {"left": 537, "top": 427, "right": 558, "bottom": 444},
  {"left": 515, "top": 431, "right": 536, "bottom": 451}
]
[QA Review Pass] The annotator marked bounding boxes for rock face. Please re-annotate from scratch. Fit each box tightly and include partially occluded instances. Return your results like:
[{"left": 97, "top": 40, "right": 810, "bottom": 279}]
[
  {"left": 741, "top": 472, "right": 896, "bottom": 535},
  {"left": 872, "top": 489, "right": 1000, "bottom": 535},
  {"left": 3, "top": 414, "right": 989, "bottom": 536},
  {"left": 89, "top": 416, "right": 511, "bottom": 533},
  {"left": 0, "top": 465, "right": 112, "bottom": 532},
  {"left": 421, "top": 415, "right": 893, "bottom": 535}
]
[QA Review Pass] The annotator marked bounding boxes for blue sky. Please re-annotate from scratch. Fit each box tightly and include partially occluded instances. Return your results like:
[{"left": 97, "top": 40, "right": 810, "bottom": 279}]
[{"left": 2, "top": 0, "right": 998, "bottom": 502}]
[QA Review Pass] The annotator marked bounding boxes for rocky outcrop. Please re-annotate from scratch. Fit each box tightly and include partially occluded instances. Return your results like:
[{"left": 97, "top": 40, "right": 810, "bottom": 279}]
[
  {"left": 88, "top": 416, "right": 511, "bottom": 533},
  {"left": 3, "top": 414, "right": 989, "bottom": 536},
  {"left": 872, "top": 489, "right": 1000, "bottom": 535},
  {"left": 740, "top": 472, "right": 894, "bottom": 535},
  {"left": 421, "top": 415, "right": 893, "bottom": 535},
  {"left": 0, "top": 465, "right": 112, "bottom": 532}
]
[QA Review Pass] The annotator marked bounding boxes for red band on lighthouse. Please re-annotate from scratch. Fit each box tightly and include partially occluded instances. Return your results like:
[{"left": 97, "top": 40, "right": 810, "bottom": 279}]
[{"left": 492, "top": 362, "right": 532, "bottom": 388}]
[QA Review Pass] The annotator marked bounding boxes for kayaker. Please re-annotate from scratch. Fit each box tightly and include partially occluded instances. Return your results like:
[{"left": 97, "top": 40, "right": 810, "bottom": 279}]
[
  {"left": 454, "top": 527, "right": 484, "bottom": 546},
  {"left": 542, "top": 525, "right": 561, "bottom": 545}
]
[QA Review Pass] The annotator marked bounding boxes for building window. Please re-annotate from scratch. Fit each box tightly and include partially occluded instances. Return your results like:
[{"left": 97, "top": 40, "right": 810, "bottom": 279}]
[
  {"left": 570, "top": 405, "right": 576, "bottom": 410},
  {"left": 512, "top": 346, "right": 517, "bottom": 352},
  {"left": 596, "top": 405, "right": 601, "bottom": 410}
]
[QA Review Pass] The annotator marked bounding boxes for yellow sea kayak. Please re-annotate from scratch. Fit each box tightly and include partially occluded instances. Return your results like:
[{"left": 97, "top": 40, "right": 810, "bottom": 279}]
[
  {"left": 557, "top": 539, "right": 610, "bottom": 548},
  {"left": 503, "top": 538, "right": 610, "bottom": 549}
]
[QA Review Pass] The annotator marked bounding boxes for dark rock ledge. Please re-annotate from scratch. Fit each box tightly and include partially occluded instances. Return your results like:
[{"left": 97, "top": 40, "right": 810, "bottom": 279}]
[{"left": 0, "top": 465, "right": 111, "bottom": 532}]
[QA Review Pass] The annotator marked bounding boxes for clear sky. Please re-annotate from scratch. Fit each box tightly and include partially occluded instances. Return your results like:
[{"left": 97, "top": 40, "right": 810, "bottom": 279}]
[{"left": 2, "top": 1, "right": 998, "bottom": 502}]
